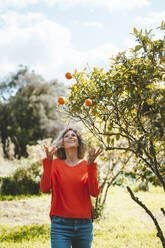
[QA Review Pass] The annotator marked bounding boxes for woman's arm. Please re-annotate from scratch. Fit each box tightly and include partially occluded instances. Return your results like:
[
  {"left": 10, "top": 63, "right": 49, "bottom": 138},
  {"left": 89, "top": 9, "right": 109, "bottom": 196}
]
[
  {"left": 40, "top": 158, "right": 52, "bottom": 193},
  {"left": 88, "top": 163, "right": 100, "bottom": 197},
  {"left": 40, "top": 145, "right": 57, "bottom": 193},
  {"left": 87, "top": 148, "right": 102, "bottom": 197}
]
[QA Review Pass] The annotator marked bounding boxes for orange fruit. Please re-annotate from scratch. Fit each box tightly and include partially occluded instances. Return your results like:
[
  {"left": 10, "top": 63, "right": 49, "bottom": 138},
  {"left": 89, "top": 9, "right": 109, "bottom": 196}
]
[
  {"left": 65, "top": 72, "right": 72, "bottom": 79},
  {"left": 85, "top": 98, "right": 92, "bottom": 106},
  {"left": 58, "top": 96, "right": 65, "bottom": 105}
]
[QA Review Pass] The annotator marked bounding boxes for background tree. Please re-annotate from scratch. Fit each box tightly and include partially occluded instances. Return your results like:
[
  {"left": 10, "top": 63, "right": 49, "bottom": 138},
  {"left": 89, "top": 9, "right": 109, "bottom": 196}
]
[
  {"left": 0, "top": 65, "right": 28, "bottom": 102},
  {"left": 64, "top": 22, "right": 165, "bottom": 246},
  {"left": 0, "top": 67, "right": 67, "bottom": 158}
]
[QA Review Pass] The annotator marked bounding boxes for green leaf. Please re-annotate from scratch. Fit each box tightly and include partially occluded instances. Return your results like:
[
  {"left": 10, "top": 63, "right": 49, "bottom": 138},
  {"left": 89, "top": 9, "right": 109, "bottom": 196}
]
[
  {"left": 135, "top": 45, "right": 142, "bottom": 51},
  {"left": 107, "top": 136, "right": 111, "bottom": 144},
  {"left": 111, "top": 138, "right": 114, "bottom": 146},
  {"left": 133, "top": 27, "right": 138, "bottom": 34}
]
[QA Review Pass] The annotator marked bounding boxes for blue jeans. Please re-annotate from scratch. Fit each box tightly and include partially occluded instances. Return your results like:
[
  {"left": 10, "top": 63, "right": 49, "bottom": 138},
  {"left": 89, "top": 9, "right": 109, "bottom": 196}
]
[{"left": 51, "top": 216, "right": 93, "bottom": 248}]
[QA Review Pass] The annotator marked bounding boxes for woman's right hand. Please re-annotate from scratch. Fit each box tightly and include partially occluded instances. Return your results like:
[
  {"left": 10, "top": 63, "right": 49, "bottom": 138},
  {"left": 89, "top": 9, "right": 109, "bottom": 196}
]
[{"left": 43, "top": 145, "right": 57, "bottom": 160}]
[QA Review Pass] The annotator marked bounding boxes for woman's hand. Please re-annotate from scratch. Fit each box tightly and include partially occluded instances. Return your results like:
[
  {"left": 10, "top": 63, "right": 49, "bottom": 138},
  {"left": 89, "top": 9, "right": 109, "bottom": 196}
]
[
  {"left": 44, "top": 145, "right": 57, "bottom": 160},
  {"left": 87, "top": 148, "right": 102, "bottom": 165}
]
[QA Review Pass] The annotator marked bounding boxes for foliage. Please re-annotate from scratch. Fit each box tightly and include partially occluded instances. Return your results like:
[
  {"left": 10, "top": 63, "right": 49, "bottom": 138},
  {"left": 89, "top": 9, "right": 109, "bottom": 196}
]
[
  {"left": 65, "top": 22, "right": 165, "bottom": 191},
  {"left": 0, "top": 65, "right": 28, "bottom": 102},
  {"left": 0, "top": 139, "right": 51, "bottom": 196},
  {"left": 0, "top": 161, "right": 42, "bottom": 195},
  {"left": 119, "top": 155, "right": 163, "bottom": 190},
  {"left": 0, "top": 67, "right": 66, "bottom": 158}
]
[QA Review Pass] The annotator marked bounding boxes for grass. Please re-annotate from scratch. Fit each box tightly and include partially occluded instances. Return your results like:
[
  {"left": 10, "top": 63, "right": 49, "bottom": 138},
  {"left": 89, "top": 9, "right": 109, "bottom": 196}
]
[
  {"left": 93, "top": 186, "right": 165, "bottom": 248},
  {"left": 0, "top": 224, "right": 50, "bottom": 248},
  {"left": 0, "top": 186, "right": 164, "bottom": 248},
  {"left": 0, "top": 193, "right": 42, "bottom": 201}
]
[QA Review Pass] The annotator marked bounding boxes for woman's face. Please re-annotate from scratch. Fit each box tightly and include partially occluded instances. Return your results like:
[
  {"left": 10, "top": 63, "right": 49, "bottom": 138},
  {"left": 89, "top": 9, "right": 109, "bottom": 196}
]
[{"left": 63, "top": 130, "right": 79, "bottom": 149}]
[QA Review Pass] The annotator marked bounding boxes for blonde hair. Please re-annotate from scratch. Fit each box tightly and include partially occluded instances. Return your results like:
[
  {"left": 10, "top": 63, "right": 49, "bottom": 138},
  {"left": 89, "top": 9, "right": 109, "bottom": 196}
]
[{"left": 54, "top": 128, "right": 86, "bottom": 160}]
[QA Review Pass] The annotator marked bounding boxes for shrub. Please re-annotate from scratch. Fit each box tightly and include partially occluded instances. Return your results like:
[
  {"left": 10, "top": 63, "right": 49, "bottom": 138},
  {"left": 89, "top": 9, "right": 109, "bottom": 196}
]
[
  {"left": 0, "top": 161, "right": 42, "bottom": 195},
  {"left": 0, "top": 138, "right": 52, "bottom": 196}
]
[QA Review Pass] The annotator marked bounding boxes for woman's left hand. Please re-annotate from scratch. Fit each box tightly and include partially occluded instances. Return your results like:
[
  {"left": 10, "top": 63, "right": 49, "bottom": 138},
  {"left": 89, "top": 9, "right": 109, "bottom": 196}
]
[{"left": 87, "top": 148, "right": 103, "bottom": 165}]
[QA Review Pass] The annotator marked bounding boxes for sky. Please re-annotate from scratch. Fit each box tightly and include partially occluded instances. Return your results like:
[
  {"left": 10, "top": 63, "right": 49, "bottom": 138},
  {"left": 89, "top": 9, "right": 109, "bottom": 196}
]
[{"left": 0, "top": 0, "right": 164, "bottom": 85}]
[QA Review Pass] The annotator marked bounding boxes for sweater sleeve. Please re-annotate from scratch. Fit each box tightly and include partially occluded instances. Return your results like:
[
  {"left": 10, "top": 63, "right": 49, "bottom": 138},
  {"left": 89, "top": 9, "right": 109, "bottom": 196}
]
[
  {"left": 87, "top": 163, "right": 100, "bottom": 197},
  {"left": 40, "top": 158, "right": 52, "bottom": 193}
]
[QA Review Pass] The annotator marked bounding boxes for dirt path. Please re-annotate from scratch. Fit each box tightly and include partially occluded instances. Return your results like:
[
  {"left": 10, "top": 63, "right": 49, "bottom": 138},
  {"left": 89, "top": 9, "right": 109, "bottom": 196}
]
[{"left": 0, "top": 195, "right": 51, "bottom": 226}]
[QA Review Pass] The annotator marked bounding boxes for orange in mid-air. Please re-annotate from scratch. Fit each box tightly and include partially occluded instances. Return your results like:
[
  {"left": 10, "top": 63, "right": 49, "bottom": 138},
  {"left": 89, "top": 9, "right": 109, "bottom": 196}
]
[
  {"left": 65, "top": 72, "right": 72, "bottom": 79},
  {"left": 58, "top": 96, "right": 66, "bottom": 105},
  {"left": 85, "top": 98, "right": 92, "bottom": 106}
]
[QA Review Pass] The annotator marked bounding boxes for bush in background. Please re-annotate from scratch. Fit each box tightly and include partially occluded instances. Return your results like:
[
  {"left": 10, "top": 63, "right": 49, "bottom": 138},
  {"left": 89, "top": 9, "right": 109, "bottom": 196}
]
[
  {"left": 0, "top": 161, "right": 42, "bottom": 195},
  {"left": 0, "top": 138, "right": 51, "bottom": 196}
]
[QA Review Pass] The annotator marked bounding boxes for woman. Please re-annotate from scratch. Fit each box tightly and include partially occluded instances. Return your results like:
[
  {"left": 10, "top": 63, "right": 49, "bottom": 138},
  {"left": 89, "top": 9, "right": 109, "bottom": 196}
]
[{"left": 40, "top": 128, "right": 102, "bottom": 248}]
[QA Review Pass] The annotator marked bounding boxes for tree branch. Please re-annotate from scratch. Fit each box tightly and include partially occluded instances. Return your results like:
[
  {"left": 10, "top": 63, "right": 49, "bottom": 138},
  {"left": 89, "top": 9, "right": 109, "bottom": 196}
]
[
  {"left": 100, "top": 132, "right": 128, "bottom": 139},
  {"left": 105, "top": 146, "right": 134, "bottom": 152},
  {"left": 161, "top": 208, "right": 165, "bottom": 217},
  {"left": 127, "top": 186, "right": 165, "bottom": 248}
]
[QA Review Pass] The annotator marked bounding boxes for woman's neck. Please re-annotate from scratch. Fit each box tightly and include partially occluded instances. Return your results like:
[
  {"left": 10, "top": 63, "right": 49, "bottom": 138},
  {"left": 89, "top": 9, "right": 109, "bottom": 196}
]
[{"left": 64, "top": 148, "right": 80, "bottom": 166}]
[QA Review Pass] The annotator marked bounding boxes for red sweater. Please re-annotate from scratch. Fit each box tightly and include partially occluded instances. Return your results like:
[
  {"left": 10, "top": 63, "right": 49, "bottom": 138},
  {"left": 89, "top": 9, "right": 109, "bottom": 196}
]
[{"left": 40, "top": 158, "right": 100, "bottom": 219}]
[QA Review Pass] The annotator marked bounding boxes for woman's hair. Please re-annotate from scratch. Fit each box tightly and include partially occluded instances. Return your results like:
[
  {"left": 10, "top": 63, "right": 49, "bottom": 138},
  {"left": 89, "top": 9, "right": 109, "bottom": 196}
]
[{"left": 54, "top": 128, "right": 86, "bottom": 160}]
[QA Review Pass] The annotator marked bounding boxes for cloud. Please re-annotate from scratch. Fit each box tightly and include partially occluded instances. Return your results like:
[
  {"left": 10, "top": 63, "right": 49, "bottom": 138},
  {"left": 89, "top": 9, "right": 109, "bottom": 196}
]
[
  {"left": 73, "top": 20, "right": 104, "bottom": 29},
  {"left": 86, "top": 43, "right": 119, "bottom": 66},
  {"left": 0, "top": 0, "right": 150, "bottom": 12},
  {"left": 45, "top": 0, "right": 150, "bottom": 11},
  {"left": 0, "top": 11, "right": 72, "bottom": 80},
  {"left": 82, "top": 21, "right": 104, "bottom": 29},
  {"left": 68, "top": 43, "right": 119, "bottom": 71},
  {"left": 132, "top": 11, "right": 165, "bottom": 40},
  {"left": 121, "top": 11, "right": 165, "bottom": 57},
  {"left": 0, "top": 11, "right": 119, "bottom": 82},
  {"left": 0, "top": 0, "right": 40, "bottom": 10},
  {"left": 134, "top": 11, "right": 165, "bottom": 28}
]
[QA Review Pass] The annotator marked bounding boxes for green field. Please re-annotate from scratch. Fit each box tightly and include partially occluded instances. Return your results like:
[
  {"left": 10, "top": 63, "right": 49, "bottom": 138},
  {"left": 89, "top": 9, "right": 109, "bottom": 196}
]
[{"left": 0, "top": 186, "right": 164, "bottom": 248}]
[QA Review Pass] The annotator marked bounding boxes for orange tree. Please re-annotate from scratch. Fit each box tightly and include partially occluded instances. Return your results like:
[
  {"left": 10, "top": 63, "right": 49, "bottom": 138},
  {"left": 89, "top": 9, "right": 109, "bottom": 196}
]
[
  {"left": 64, "top": 22, "right": 165, "bottom": 245},
  {"left": 66, "top": 23, "right": 165, "bottom": 190}
]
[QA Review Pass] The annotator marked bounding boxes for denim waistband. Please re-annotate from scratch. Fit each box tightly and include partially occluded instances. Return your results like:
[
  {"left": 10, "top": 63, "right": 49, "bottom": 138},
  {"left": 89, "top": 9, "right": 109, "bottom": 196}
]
[{"left": 52, "top": 215, "right": 92, "bottom": 225}]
